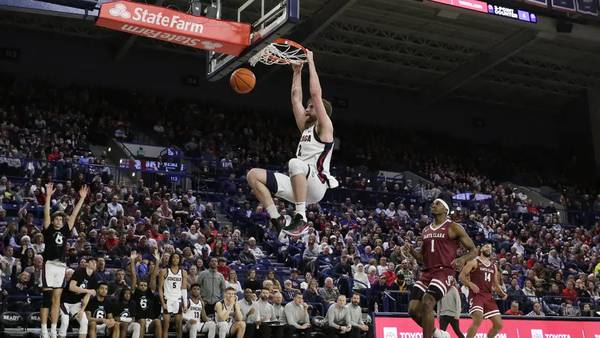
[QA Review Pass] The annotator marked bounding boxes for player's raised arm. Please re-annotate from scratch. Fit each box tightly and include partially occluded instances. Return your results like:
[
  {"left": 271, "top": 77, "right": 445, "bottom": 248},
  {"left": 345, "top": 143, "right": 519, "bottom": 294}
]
[
  {"left": 67, "top": 185, "right": 89, "bottom": 231},
  {"left": 450, "top": 222, "right": 478, "bottom": 269},
  {"left": 43, "top": 183, "right": 56, "bottom": 229},
  {"left": 459, "top": 259, "right": 479, "bottom": 293},
  {"left": 306, "top": 51, "right": 333, "bottom": 142},
  {"left": 291, "top": 63, "right": 307, "bottom": 132}
]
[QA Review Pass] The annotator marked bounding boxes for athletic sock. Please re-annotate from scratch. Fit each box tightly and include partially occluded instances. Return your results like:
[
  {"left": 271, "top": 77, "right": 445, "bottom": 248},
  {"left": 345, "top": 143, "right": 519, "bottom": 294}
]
[
  {"left": 266, "top": 205, "right": 281, "bottom": 219},
  {"left": 50, "top": 324, "right": 57, "bottom": 337},
  {"left": 295, "top": 202, "right": 307, "bottom": 221},
  {"left": 41, "top": 323, "right": 49, "bottom": 338}
]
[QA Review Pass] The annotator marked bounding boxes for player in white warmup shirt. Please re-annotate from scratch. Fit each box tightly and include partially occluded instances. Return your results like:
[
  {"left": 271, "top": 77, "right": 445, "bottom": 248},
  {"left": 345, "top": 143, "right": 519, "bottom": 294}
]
[
  {"left": 183, "top": 284, "right": 217, "bottom": 338},
  {"left": 158, "top": 253, "right": 188, "bottom": 338},
  {"left": 247, "top": 50, "right": 338, "bottom": 236}
]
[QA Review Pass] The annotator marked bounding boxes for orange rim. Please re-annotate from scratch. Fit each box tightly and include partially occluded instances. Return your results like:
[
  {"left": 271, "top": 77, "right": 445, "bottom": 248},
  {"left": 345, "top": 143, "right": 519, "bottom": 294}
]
[{"left": 273, "top": 38, "right": 307, "bottom": 51}]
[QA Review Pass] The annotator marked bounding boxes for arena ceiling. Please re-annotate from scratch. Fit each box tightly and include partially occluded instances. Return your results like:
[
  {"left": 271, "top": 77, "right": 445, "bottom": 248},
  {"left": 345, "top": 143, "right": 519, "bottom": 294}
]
[{"left": 2, "top": 0, "right": 600, "bottom": 113}]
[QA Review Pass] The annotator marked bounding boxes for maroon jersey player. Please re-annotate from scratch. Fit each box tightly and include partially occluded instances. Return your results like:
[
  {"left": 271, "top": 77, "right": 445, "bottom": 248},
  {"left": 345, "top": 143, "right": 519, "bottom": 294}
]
[
  {"left": 404, "top": 199, "right": 477, "bottom": 338},
  {"left": 460, "top": 243, "right": 507, "bottom": 338}
]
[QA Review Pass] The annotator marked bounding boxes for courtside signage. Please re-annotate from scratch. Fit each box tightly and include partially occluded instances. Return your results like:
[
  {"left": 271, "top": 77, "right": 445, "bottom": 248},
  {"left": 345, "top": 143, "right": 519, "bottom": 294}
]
[
  {"left": 374, "top": 316, "right": 600, "bottom": 338},
  {"left": 96, "top": 1, "right": 251, "bottom": 55}
]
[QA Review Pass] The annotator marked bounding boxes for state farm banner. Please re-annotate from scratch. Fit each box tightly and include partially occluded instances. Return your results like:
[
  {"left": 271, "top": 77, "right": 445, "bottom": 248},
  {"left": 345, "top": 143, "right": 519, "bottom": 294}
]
[
  {"left": 375, "top": 314, "right": 600, "bottom": 338},
  {"left": 96, "top": 1, "right": 251, "bottom": 56}
]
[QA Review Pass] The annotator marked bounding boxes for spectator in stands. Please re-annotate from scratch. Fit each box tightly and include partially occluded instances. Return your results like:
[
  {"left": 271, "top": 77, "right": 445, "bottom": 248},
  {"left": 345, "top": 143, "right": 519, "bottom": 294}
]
[
  {"left": 243, "top": 269, "right": 262, "bottom": 291},
  {"left": 265, "top": 270, "right": 282, "bottom": 291},
  {"left": 353, "top": 264, "right": 369, "bottom": 291},
  {"left": 504, "top": 301, "right": 523, "bottom": 316},
  {"left": 198, "top": 257, "right": 226, "bottom": 315},
  {"left": 226, "top": 270, "right": 242, "bottom": 293},
  {"left": 526, "top": 302, "right": 545, "bottom": 317},
  {"left": 319, "top": 277, "right": 340, "bottom": 307},
  {"left": 248, "top": 238, "right": 265, "bottom": 260},
  {"left": 579, "top": 303, "right": 594, "bottom": 317},
  {"left": 562, "top": 281, "right": 578, "bottom": 303},
  {"left": 239, "top": 244, "right": 257, "bottom": 265},
  {"left": 562, "top": 302, "right": 579, "bottom": 317},
  {"left": 107, "top": 195, "right": 124, "bottom": 218}
]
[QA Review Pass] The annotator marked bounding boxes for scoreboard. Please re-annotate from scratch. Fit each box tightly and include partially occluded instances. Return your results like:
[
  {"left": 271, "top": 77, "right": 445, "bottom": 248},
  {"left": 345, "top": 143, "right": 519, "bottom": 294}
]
[
  {"left": 431, "top": 0, "right": 599, "bottom": 19},
  {"left": 432, "top": 0, "right": 538, "bottom": 23}
]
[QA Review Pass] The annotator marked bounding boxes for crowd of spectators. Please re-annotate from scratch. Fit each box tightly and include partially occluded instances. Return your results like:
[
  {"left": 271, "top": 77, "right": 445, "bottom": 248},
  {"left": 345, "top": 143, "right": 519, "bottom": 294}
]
[{"left": 0, "top": 78, "right": 599, "bottom": 338}]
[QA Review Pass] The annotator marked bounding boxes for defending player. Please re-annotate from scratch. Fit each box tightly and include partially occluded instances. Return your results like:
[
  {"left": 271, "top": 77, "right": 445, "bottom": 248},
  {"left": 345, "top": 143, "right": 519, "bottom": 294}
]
[
  {"left": 246, "top": 51, "right": 339, "bottom": 235},
  {"left": 460, "top": 243, "right": 507, "bottom": 338},
  {"left": 183, "top": 284, "right": 217, "bottom": 338},
  {"left": 41, "top": 183, "right": 89, "bottom": 338},
  {"left": 158, "top": 253, "right": 188, "bottom": 338},
  {"left": 403, "top": 199, "right": 477, "bottom": 338}
]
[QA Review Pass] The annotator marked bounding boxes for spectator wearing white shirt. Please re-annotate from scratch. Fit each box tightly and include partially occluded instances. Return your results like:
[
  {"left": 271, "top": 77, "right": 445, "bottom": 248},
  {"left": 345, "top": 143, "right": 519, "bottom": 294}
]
[
  {"left": 511, "top": 239, "right": 525, "bottom": 256},
  {"left": 248, "top": 238, "right": 265, "bottom": 259},
  {"left": 107, "top": 195, "right": 124, "bottom": 217},
  {"left": 384, "top": 203, "right": 396, "bottom": 219}
]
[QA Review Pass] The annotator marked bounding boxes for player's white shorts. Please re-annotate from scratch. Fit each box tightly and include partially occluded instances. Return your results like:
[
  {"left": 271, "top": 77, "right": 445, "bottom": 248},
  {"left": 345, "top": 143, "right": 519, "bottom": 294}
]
[
  {"left": 43, "top": 260, "right": 67, "bottom": 289},
  {"left": 61, "top": 302, "right": 82, "bottom": 316},
  {"left": 185, "top": 321, "right": 216, "bottom": 338},
  {"left": 217, "top": 321, "right": 233, "bottom": 338},
  {"left": 164, "top": 299, "right": 182, "bottom": 314},
  {"left": 272, "top": 163, "right": 328, "bottom": 204},
  {"left": 59, "top": 302, "right": 88, "bottom": 336}
]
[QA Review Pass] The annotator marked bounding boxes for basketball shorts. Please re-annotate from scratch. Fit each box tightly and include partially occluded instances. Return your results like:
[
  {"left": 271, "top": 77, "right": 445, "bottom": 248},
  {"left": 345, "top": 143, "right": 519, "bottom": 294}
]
[
  {"left": 43, "top": 260, "right": 67, "bottom": 289},
  {"left": 61, "top": 302, "right": 83, "bottom": 316},
  {"left": 164, "top": 299, "right": 182, "bottom": 315},
  {"left": 218, "top": 321, "right": 234, "bottom": 337},
  {"left": 60, "top": 302, "right": 88, "bottom": 336},
  {"left": 411, "top": 267, "right": 455, "bottom": 301},
  {"left": 468, "top": 293, "right": 500, "bottom": 319},
  {"left": 268, "top": 163, "right": 328, "bottom": 204}
]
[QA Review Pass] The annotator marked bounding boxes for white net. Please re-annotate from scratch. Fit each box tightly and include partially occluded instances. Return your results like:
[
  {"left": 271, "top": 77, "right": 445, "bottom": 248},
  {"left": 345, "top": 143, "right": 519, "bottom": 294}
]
[{"left": 249, "top": 41, "right": 307, "bottom": 66}]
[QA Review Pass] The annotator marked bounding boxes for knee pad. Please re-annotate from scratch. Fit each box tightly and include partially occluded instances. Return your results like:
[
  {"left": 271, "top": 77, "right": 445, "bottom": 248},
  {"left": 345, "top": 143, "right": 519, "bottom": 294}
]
[
  {"left": 42, "top": 291, "right": 53, "bottom": 308},
  {"left": 288, "top": 158, "right": 308, "bottom": 177}
]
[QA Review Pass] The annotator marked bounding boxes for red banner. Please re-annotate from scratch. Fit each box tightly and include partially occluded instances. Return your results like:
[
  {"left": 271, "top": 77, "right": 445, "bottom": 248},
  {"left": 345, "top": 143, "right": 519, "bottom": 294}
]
[
  {"left": 375, "top": 315, "right": 600, "bottom": 338},
  {"left": 96, "top": 1, "right": 251, "bottom": 56}
]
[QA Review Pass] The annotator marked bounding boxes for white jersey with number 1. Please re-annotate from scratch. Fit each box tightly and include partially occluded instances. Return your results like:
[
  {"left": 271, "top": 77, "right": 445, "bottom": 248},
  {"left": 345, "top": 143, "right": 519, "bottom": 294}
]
[
  {"left": 296, "top": 125, "right": 339, "bottom": 188},
  {"left": 164, "top": 268, "right": 183, "bottom": 301},
  {"left": 184, "top": 298, "right": 203, "bottom": 320}
]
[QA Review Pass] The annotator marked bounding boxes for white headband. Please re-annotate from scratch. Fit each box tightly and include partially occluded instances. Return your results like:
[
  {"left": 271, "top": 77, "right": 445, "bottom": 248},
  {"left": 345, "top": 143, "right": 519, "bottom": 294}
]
[{"left": 434, "top": 198, "right": 450, "bottom": 215}]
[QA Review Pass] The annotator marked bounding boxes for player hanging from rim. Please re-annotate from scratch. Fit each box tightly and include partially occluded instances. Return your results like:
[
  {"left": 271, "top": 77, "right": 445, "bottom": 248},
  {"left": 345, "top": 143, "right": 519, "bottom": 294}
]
[
  {"left": 130, "top": 251, "right": 163, "bottom": 338},
  {"left": 41, "top": 183, "right": 89, "bottom": 338},
  {"left": 158, "top": 252, "right": 188, "bottom": 338},
  {"left": 115, "top": 287, "right": 142, "bottom": 338},
  {"left": 58, "top": 257, "right": 98, "bottom": 338},
  {"left": 215, "top": 287, "right": 246, "bottom": 338},
  {"left": 403, "top": 198, "right": 477, "bottom": 338},
  {"left": 460, "top": 243, "right": 507, "bottom": 338},
  {"left": 246, "top": 50, "right": 339, "bottom": 236},
  {"left": 183, "top": 283, "right": 217, "bottom": 338}
]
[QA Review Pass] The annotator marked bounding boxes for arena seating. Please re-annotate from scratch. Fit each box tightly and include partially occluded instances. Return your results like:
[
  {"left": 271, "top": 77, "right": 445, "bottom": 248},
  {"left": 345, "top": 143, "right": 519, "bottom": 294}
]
[{"left": 0, "top": 79, "right": 599, "bottom": 337}]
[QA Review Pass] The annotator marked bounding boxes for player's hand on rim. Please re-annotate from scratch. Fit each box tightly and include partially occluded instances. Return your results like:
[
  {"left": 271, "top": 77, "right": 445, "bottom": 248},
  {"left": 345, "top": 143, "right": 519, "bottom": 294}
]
[{"left": 291, "top": 62, "right": 303, "bottom": 73}]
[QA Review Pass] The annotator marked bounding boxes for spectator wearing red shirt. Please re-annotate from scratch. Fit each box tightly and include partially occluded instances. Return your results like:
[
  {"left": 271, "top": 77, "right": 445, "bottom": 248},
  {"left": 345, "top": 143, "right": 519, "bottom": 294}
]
[
  {"left": 561, "top": 281, "right": 578, "bottom": 303},
  {"left": 217, "top": 257, "right": 230, "bottom": 279},
  {"left": 504, "top": 301, "right": 523, "bottom": 316},
  {"left": 104, "top": 228, "right": 119, "bottom": 251}
]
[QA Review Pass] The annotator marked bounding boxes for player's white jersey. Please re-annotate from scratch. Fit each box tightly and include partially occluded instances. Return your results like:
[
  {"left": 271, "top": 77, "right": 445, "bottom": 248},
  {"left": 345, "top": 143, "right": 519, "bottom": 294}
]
[
  {"left": 296, "top": 125, "right": 339, "bottom": 188},
  {"left": 184, "top": 298, "right": 203, "bottom": 320},
  {"left": 164, "top": 268, "right": 183, "bottom": 300}
]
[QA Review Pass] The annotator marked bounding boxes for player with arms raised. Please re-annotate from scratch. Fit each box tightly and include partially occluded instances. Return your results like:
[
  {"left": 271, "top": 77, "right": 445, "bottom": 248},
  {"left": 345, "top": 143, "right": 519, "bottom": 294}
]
[
  {"left": 404, "top": 199, "right": 477, "bottom": 338},
  {"left": 246, "top": 51, "right": 339, "bottom": 235},
  {"left": 460, "top": 243, "right": 507, "bottom": 338},
  {"left": 41, "top": 183, "right": 89, "bottom": 338}
]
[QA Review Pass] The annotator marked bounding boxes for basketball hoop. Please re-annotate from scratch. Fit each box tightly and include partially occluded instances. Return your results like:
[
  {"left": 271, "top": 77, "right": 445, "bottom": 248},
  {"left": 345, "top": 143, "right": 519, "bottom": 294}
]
[{"left": 249, "top": 38, "right": 307, "bottom": 66}]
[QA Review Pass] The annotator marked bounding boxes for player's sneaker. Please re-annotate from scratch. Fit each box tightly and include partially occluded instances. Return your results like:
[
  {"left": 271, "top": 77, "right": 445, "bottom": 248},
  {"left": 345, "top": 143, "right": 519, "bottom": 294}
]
[
  {"left": 433, "top": 329, "right": 451, "bottom": 338},
  {"left": 270, "top": 215, "right": 291, "bottom": 232},
  {"left": 282, "top": 213, "right": 308, "bottom": 236}
]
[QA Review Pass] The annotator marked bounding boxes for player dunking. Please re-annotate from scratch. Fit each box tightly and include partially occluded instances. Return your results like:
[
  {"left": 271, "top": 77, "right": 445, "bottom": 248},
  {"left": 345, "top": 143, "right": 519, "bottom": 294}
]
[
  {"left": 403, "top": 199, "right": 477, "bottom": 338},
  {"left": 41, "top": 183, "right": 89, "bottom": 338},
  {"left": 246, "top": 51, "right": 339, "bottom": 235},
  {"left": 158, "top": 253, "right": 188, "bottom": 338},
  {"left": 459, "top": 243, "right": 507, "bottom": 338}
]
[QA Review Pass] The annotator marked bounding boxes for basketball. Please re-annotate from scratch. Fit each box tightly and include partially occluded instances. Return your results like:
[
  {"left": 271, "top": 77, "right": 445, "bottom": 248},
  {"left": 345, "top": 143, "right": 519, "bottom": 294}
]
[{"left": 230, "top": 68, "right": 256, "bottom": 94}]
